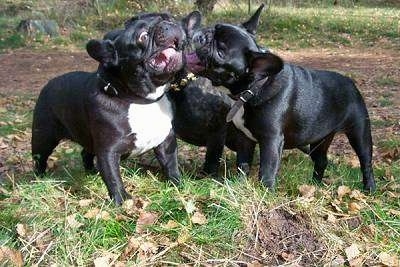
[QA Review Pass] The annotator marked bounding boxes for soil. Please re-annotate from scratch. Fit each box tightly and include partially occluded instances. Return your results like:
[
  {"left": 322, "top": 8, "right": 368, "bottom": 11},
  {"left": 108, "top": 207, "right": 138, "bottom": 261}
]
[{"left": 244, "top": 208, "right": 327, "bottom": 266}]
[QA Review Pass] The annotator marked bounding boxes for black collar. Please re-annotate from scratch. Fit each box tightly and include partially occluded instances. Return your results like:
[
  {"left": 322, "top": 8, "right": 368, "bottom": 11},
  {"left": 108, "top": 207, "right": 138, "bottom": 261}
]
[
  {"left": 96, "top": 72, "right": 165, "bottom": 104},
  {"left": 226, "top": 75, "right": 274, "bottom": 122}
]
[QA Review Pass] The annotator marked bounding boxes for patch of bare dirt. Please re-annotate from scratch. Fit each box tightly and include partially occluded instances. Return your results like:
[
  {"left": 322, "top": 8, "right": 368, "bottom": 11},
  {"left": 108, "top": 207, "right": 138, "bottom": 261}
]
[
  {"left": 0, "top": 50, "right": 95, "bottom": 95},
  {"left": 244, "top": 208, "right": 327, "bottom": 266}
]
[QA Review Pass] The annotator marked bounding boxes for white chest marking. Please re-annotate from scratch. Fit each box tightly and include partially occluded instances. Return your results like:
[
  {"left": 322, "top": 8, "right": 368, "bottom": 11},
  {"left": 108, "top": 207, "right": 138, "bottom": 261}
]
[
  {"left": 128, "top": 95, "right": 173, "bottom": 155},
  {"left": 232, "top": 106, "right": 257, "bottom": 142},
  {"left": 145, "top": 85, "right": 167, "bottom": 100}
]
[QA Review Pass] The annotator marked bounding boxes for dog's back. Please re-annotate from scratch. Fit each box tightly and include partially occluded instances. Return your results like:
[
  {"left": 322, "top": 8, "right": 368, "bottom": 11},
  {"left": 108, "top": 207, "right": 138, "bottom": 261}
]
[{"left": 32, "top": 71, "right": 96, "bottom": 152}]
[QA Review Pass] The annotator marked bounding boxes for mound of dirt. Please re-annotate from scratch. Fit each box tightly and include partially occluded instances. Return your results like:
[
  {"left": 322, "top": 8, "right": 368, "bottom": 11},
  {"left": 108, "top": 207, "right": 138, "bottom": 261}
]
[{"left": 245, "top": 208, "right": 327, "bottom": 266}]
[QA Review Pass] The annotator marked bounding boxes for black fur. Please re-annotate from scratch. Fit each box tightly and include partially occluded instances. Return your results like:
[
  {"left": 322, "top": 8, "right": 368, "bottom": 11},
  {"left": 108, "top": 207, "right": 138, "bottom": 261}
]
[{"left": 186, "top": 6, "right": 376, "bottom": 191}]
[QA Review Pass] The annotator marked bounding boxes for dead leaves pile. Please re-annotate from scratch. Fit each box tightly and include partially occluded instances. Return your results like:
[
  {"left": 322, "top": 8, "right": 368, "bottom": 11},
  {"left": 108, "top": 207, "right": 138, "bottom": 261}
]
[{"left": 297, "top": 183, "right": 400, "bottom": 266}]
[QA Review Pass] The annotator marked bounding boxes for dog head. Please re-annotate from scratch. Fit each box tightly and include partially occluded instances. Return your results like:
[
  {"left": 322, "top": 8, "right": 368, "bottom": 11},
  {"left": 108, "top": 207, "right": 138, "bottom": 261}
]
[
  {"left": 87, "top": 12, "right": 200, "bottom": 99},
  {"left": 185, "top": 5, "right": 283, "bottom": 95}
]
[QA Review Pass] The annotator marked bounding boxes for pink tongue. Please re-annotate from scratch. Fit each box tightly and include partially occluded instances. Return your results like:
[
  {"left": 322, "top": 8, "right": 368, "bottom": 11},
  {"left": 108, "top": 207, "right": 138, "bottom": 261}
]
[{"left": 161, "top": 48, "right": 176, "bottom": 60}]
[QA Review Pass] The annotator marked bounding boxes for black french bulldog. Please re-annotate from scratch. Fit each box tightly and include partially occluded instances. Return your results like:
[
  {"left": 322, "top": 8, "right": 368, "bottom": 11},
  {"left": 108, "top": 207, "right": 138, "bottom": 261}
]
[
  {"left": 185, "top": 4, "right": 376, "bottom": 191},
  {"left": 168, "top": 76, "right": 257, "bottom": 176},
  {"left": 31, "top": 12, "right": 200, "bottom": 205},
  {"left": 105, "top": 16, "right": 257, "bottom": 177}
]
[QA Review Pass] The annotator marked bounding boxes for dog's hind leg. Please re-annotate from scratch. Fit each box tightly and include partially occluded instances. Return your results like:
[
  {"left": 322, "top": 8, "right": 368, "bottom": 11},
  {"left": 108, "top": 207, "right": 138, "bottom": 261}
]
[
  {"left": 345, "top": 117, "right": 376, "bottom": 192},
  {"left": 81, "top": 149, "right": 96, "bottom": 173},
  {"left": 31, "top": 127, "right": 60, "bottom": 176},
  {"left": 309, "top": 133, "right": 335, "bottom": 182},
  {"left": 202, "top": 129, "right": 227, "bottom": 177},
  {"left": 236, "top": 137, "right": 256, "bottom": 176}
]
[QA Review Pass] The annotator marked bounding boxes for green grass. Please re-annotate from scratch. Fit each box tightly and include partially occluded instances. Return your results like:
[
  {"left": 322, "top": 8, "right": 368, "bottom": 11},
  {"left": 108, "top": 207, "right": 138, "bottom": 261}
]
[
  {"left": 0, "top": 1, "right": 399, "bottom": 52},
  {"left": 208, "top": 5, "right": 399, "bottom": 49}
]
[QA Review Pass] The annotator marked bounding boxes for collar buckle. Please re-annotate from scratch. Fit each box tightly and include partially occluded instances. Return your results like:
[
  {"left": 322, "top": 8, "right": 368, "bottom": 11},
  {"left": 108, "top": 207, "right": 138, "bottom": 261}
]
[{"left": 239, "top": 89, "right": 254, "bottom": 102}]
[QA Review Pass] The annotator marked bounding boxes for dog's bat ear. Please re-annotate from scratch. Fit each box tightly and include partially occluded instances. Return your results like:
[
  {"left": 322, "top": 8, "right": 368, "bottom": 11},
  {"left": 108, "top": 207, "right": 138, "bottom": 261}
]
[
  {"left": 182, "top": 11, "right": 202, "bottom": 38},
  {"left": 247, "top": 50, "right": 283, "bottom": 76},
  {"left": 86, "top": 39, "right": 118, "bottom": 67},
  {"left": 241, "top": 4, "right": 264, "bottom": 35}
]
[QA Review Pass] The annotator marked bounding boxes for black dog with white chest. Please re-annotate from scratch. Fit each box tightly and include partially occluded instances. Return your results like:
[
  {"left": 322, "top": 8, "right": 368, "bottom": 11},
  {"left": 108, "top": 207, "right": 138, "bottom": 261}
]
[
  {"left": 32, "top": 12, "right": 200, "bottom": 204},
  {"left": 186, "top": 5, "right": 376, "bottom": 191}
]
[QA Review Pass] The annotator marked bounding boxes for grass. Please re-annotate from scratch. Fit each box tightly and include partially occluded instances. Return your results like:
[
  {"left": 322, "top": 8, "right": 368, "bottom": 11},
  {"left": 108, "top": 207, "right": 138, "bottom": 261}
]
[
  {"left": 0, "top": 95, "right": 399, "bottom": 264},
  {"left": 0, "top": 0, "right": 399, "bottom": 51}
]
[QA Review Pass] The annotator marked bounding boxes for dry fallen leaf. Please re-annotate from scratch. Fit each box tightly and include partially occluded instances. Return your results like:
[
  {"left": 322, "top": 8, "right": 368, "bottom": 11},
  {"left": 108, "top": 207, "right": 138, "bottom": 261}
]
[
  {"left": 84, "top": 208, "right": 111, "bottom": 220},
  {"left": 163, "top": 220, "right": 179, "bottom": 229},
  {"left": 123, "top": 236, "right": 141, "bottom": 257},
  {"left": 66, "top": 214, "right": 84, "bottom": 229},
  {"left": 191, "top": 211, "right": 208, "bottom": 225},
  {"left": 348, "top": 202, "right": 362, "bottom": 214},
  {"left": 326, "top": 213, "right": 337, "bottom": 223},
  {"left": 136, "top": 211, "right": 158, "bottom": 233},
  {"left": 0, "top": 246, "right": 23, "bottom": 267},
  {"left": 378, "top": 252, "right": 400, "bottom": 267},
  {"left": 338, "top": 185, "right": 352, "bottom": 200},
  {"left": 122, "top": 198, "right": 150, "bottom": 215},
  {"left": 298, "top": 184, "right": 316, "bottom": 198},
  {"left": 349, "top": 190, "right": 366, "bottom": 201},
  {"left": 349, "top": 256, "right": 364, "bottom": 267},
  {"left": 93, "top": 256, "right": 111, "bottom": 267},
  {"left": 16, "top": 223, "right": 28, "bottom": 237},
  {"left": 177, "top": 229, "right": 191, "bottom": 244},
  {"left": 78, "top": 199, "right": 94, "bottom": 207},
  {"left": 345, "top": 243, "right": 360, "bottom": 261}
]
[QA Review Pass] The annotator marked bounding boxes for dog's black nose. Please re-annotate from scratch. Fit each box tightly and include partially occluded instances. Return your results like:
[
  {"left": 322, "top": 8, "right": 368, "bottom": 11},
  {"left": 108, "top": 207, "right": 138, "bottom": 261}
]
[{"left": 192, "top": 31, "right": 206, "bottom": 48}]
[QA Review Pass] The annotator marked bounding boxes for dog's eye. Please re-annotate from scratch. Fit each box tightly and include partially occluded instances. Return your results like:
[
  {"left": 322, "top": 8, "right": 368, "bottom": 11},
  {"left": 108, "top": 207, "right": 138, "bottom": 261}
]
[{"left": 138, "top": 31, "right": 149, "bottom": 43}]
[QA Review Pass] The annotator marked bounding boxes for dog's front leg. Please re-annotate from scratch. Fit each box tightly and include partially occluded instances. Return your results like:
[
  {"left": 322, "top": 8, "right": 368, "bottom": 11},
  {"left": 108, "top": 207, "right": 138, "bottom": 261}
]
[
  {"left": 154, "top": 130, "right": 181, "bottom": 185},
  {"left": 259, "top": 135, "right": 284, "bottom": 188},
  {"left": 97, "top": 151, "right": 131, "bottom": 205}
]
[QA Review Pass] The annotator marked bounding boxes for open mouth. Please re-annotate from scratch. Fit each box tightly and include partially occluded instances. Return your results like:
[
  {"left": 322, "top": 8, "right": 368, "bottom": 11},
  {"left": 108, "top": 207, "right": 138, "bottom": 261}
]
[
  {"left": 185, "top": 52, "right": 206, "bottom": 74},
  {"left": 148, "top": 47, "right": 183, "bottom": 73}
]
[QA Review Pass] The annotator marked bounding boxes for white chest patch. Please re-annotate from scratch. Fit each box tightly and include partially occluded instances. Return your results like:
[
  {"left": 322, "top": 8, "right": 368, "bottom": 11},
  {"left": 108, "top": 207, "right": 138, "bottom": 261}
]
[
  {"left": 232, "top": 106, "right": 257, "bottom": 142},
  {"left": 128, "top": 95, "right": 173, "bottom": 155},
  {"left": 145, "top": 85, "right": 167, "bottom": 100}
]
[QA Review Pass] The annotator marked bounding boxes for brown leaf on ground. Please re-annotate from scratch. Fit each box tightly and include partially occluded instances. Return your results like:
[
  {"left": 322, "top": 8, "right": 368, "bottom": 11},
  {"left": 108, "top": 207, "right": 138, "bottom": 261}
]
[
  {"left": 379, "top": 252, "right": 400, "bottom": 267},
  {"left": 66, "top": 213, "right": 84, "bottom": 229},
  {"left": 191, "top": 211, "right": 208, "bottom": 225},
  {"left": 78, "top": 198, "right": 94, "bottom": 207},
  {"left": 123, "top": 236, "right": 141, "bottom": 258},
  {"left": 337, "top": 185, "right": 352, "bottom": 200},
  {"left": 348, "top": 202, "right": 362, "bottom": 214},
  {"left": 345, "top": 243, "right": 360, "bottom": 261},
  {"left": 0, "top": 246, "right": 23, "bottom": 267},
  {"left": 162, "top": 220, "right": 179, "bottom": 229},
  {"left": 84, "top": 208, "right": 111, "bottom": 220},
  {"left": 349, "top": 190, "right": 366, "bottom": 201},
  {"left": 122, "top": 198, "right": 150, "bottom": 216},
  {"left": 325, "top": 213, "right": 337, "bottom": 223},
  {"left": 136, "top": 211, "right": 158, "bottom": 233},
  {"left": 16, "top": 223, "right": 28, "bottom": 237},
  {"left": 93, "top": 253, "right": 118, "bottom": 267},
  {"left": 298, "top": 184, "right": 316, "bottom": 199}
]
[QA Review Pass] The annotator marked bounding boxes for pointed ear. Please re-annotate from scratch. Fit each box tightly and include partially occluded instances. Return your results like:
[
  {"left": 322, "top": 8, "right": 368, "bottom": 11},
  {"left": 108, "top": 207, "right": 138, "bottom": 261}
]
[
  {"left": 247, "top": 50, "right": 283, "bottom": 76},
  {"left": 86, "top": 39, "right": 118, "bottom": 67},
  {"left": 181, "top": 11, "right": 202, "bottom": 38},
  {"left": 241, "top": 4, "right": 264, "bottom": 35}
]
